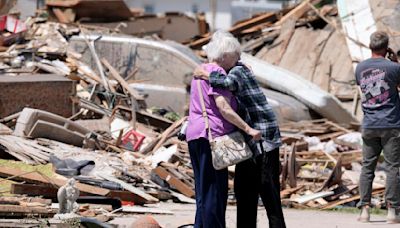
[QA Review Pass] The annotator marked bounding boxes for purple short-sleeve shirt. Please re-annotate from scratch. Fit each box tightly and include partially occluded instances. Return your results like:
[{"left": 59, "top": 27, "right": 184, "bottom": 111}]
[{"left": 186, "top": 63, "right": 237, "bottom": 142}]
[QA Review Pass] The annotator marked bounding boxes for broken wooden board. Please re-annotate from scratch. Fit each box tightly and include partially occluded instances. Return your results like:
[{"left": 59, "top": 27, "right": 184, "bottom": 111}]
[
  {"left": 189, "top": 11, "right": 279, "bottom": 49},
  {"left": 317, "top": 156, "right": 343, "bottom": 192},
  {"left": 0, "top": 124, "right": 12, "bottom": 135},
  {"left": 321, "top": 187, "right": 385, "bottom": 210},
  {"left": 0, "top": 205, "right": 56, "bottom": 218},
  {"left": 96, "top": 173, "right": 159, "bottom": 204},
  {"left": 11, "top": 183, "right": 149, "bottom": 205},
  {"left": 291, "top": 191, "right": 335, "bottom": 204},
  {"left": 0, "top": 166, "right": 109, "bottom": 196},
  {"left": 280, "top": 185, "right": 304, "bottom": 199},
  {"left": 169, "top": 191, "right": 196, "bottom": 204},
  {"left": 0, "top": 196, "right": 51, "bottom": 206},
  {"left": 153, "top": 166, "right": 195, "bottom": 198},
  {"left": 288, "top": 143, "right": 298, "bottom": 188},
  {"left": 275, "top": 0, "right": 315, "bottom": 26}
]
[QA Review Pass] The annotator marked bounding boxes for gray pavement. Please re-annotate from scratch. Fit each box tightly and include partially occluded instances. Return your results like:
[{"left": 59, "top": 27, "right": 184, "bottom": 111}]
[{"left": 111, "top": 202, "right": 397, "bottom": 228}]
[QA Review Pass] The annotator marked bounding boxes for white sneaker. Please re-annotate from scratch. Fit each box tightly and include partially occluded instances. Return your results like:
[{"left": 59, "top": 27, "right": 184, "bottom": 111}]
[
  {"left": 358, "top": 206, "right": 370, "bottom": 223},
  {"left": 387, "top": 208, "right": 400, "bottom": 224}
]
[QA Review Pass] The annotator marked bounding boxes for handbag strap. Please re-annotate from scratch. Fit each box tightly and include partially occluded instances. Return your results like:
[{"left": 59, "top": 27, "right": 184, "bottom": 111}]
[{"left": 196, "top": 80, "right": 213, "bottom": 141}]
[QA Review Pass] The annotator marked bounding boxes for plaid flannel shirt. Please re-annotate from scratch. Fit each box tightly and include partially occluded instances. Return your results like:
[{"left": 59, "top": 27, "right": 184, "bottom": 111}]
[{"left": 209, "top": 62, "right": 282, "bottom": 156}]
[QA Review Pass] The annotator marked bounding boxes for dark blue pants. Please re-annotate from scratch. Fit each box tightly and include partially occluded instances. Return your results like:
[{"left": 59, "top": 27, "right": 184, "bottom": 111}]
[{"left": 188, "top": 138, "right": 228, "bottom": 228}]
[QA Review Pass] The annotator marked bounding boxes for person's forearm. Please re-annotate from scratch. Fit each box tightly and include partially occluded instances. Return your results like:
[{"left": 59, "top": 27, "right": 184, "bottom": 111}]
[
  {"left": 210, "top": 72, "right": 237, "bottom": 91},
  {"left": 214, "top": 96, "right": 250, "bottom": 133}
]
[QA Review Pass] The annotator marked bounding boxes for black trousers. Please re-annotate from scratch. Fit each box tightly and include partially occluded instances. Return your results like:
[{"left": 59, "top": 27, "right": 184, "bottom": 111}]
[
  {"left": 188, "top": 138, "right": 228, "bottom": 228},
  {"left": 234, "top": 148, "right": 286, "bottom": 228}
]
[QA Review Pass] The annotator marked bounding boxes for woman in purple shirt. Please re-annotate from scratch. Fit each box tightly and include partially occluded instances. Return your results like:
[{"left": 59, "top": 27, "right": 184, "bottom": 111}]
[{"left": 186, "top": 32, "right": 261, "bottom": 228}]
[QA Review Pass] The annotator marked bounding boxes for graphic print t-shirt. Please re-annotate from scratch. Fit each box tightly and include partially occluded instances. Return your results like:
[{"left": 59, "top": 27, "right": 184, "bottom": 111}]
[{"left": 355, "top": 58, "right": 400, "bottom": 128}]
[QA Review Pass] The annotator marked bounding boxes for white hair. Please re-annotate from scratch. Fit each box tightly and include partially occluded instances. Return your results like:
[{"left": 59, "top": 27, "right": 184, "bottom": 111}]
[{"left": 205, "top": 30, "right": 241, "bottom": 62}]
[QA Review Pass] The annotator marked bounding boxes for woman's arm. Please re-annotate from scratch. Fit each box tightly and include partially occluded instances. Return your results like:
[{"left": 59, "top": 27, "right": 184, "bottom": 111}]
[
  {"left": 193, "top": 66, "right": 238, "bottom": 92},
  {"left": 214, "top": 95, "right": 261, "bottom": 140}
]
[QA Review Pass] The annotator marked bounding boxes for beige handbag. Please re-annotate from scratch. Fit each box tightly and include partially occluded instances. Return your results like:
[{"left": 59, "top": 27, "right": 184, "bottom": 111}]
[{"left": 196, "top": 80, "right": 253, "bottom": 170}]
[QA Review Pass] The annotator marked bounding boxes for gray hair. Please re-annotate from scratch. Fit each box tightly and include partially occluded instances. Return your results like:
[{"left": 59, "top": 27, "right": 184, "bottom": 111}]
[
  {"left": 369, "top": 31, "right": 389, "bottom": 52},
  {"left": 205, "top": 30, "right": 241, "bottom": 62}
]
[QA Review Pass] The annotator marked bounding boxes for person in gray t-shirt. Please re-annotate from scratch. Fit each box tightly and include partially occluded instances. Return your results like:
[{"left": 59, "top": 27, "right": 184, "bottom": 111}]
[{"left": 356, "top": 31, "right": 400, "bottom": 224}]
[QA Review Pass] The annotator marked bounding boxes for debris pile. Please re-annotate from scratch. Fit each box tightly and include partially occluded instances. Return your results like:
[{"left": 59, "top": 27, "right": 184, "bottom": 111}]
[
  {"left": 0, "top": 0, "right": 389, "bottom": 226},
  {"left": 0, "top": 9, "right": 199, "bottom": 221},
  {"left": 279, "top": 119, "right": 385, "bottom": 210},
  {"left": 46, "top": 0, "right": 209, "bottom": 43},
  {"left": 187, "top": 0, "right": 356, "bottom": 100}
]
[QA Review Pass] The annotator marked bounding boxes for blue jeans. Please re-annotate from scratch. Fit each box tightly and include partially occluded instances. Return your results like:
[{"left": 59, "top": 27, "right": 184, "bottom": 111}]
[{"left": 188, "top": 138, "right": 228, "bottom": 228}]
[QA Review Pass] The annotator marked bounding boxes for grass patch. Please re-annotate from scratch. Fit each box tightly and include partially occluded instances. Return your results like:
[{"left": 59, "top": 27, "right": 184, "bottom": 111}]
[
  {"left": 0, "top": 159, "right": 54, "bottom": 176},
  {"left": 0, "top": 159, "right": 54, "bottom": 195},
  {"left": 330, "top": 207, "right": 386, "bottom": 215}
]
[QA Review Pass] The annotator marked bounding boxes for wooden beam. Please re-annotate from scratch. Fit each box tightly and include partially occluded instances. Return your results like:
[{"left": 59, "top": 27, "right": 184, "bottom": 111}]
[
  {"left": 0, "top": 167, "right": 109, "bottom": 196},
  {"left": 52, "top": 8, "right": 73, "bottom": 23},
  {"left": 189, "top": 12, "right": 279, "bottom": 49},
  {"left": 274, "top": 0, "right": 313, "bottom": 26},
  {"left": 321, "top": 188, "right": 385, "bottom": 210},
  {"left": 0, "top": 205, "right": 56, "bottom": 217},
  {"left": 151, "top": 117, "right": 187, "bottom": 154},
  {"left": 325, "top": 121, "right": 352, "bottom": 133},
  {"left": 153, "top": 166, "right": 195, "bottom": 198},
  {"left": 97, "top": 173, "right": 159, "bottom": 204},
  {"left": 101, "top": 58, "right": 143, "bottom": 101},
  {"left": 11, "top": 183, "right": 149, "bottom": 205},
  {"left": 0, "top": 196, "right": 51, "bottom": 206}
]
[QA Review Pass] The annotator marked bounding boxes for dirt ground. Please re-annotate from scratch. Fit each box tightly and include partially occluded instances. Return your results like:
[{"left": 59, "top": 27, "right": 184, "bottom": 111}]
[{"left": 111, "top": 202, "right": 396, "bottom": 228}]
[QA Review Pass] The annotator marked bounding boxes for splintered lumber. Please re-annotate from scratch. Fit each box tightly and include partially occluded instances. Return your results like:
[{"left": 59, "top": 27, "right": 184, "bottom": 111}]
[
  {"left": 169, "top": 191, "right": 196, "bottom": 204},
  {"left": 52, "top": 8, "right": 74, "bottom": 24},
  {"left": 0, "top": 196, "right": 51, "bottom": 206},
  {"left": 101, "top": 58, "right": 143, "bottom": 101},
  {"left": 11, "top": 183, "right": 58, "bottom": 198},
  {"left": 0, "top": 205, "right": 56, "bottom": 217},
  {"left": 153, "top": 166, "right": 195, "bottom": 198},
  {"left": 317, "top": 156, "right": 343, "bottom": 192},
  {"left": 96, "top": 173, "right": 159, "bottom": 204},
  {"left": 0, "top": 112, "right": 21, "bottom": 123},
  {"left": 292, "top": 191, "right": 334, "bottom": 204},
  {"left": 0, "top": 167, "right": 109, "bottom": 196},
  {"left": 189, "top": 11, "right": 279, "bottom": 49},
  {"left": 275, "top": 0, "right": 315, "bottom": 26},
  {"left": 325, "top": 121, "right": 352, "bottom": 134},
  {"left": 11, "top": 183, "right": 149, "bottom": 204},
  {"left": 321, "top": 187, "right": 385, "bottom": 210},
  {"left": 280, "top": 185, "right": 304, "bottom": 198},
  {"left": 151, "top": 117, "right": 187, "bottom": 154},
  {"left": 136, "top": 110, "right": 173, "bottom": 131},
  {"left": 288, "top": 144, "right": 297, "bottom": 188},
  {"left": 101, "top": 58, "right": 140, "bottom": 129}
]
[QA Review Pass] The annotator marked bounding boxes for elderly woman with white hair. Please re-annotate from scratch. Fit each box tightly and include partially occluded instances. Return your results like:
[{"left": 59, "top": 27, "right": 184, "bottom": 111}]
[{"left": 186, "top": 32, "right": 261, "bottom": 227}]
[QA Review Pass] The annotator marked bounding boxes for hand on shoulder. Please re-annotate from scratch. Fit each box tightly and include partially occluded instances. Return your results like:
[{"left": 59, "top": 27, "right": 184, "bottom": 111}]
[{"left": 193, "top": 66, "right": 210, "bottom": 80}]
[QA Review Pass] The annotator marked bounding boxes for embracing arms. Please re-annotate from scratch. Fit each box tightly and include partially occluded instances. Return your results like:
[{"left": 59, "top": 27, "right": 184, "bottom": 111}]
[
  {"left": 214, "top": 95, "right": 261, "bottom": 141},
  {"left": 194, "top": 67, "right": 239, "bottom": 92}
]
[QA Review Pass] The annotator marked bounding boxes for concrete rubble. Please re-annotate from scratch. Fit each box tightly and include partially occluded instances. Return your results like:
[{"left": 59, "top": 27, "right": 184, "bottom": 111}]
[{"left": 0, "top": 0, "right": 393, "bottom": 226}]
